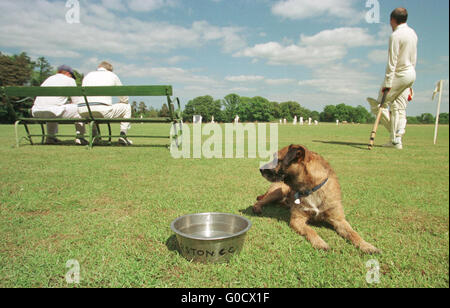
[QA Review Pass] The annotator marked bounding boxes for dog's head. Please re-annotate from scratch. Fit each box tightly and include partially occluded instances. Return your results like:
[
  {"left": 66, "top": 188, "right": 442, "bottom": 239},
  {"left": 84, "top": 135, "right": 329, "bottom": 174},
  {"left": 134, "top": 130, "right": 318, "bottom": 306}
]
[
  {"left": 261, "top": 144, "right": 330, "bottom": 191},
  {"left": 260, "top": 144, "right": 311, "bottom": 185}
]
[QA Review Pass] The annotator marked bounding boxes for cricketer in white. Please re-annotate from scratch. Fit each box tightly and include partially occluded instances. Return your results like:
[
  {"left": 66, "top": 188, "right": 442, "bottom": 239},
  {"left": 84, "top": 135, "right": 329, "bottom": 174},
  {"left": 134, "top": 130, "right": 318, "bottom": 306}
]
[
  {"left": 32, "top": 65, "right": 85, "bottom": 145},
  {"left": 368, "top": 7, "right": 418, "bottom": 150},
  {"left": 80, "top": 61, "right": 133, "bottom": 145}
]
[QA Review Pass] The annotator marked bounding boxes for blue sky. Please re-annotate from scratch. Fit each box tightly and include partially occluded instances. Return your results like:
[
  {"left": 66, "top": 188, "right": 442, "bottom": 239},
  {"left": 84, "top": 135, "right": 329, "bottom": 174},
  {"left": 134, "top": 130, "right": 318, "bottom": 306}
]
[{"left": 0, "top": 0, "right": 448, "bottom": 115}]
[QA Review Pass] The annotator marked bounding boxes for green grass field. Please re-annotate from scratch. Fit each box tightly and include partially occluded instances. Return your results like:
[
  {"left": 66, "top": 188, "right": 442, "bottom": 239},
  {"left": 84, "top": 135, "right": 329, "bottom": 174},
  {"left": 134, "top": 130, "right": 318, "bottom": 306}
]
[{"left": 0, "top": 122, "right": 448, "bottom": 288}]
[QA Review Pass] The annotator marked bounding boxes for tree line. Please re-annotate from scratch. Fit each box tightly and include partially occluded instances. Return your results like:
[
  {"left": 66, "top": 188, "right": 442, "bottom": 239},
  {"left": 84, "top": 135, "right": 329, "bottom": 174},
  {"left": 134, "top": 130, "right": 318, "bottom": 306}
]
[
  {"left": 0, "top": 52, "right": 84, "bottom": 122},
  {"left": 407, "top": 113, "right": 449, "bottom": 125},
  {"left": 181, "top": 94, "right": 376, "bottom": 124},
  {"left": 133, "top": 93, "right": 449, "bottom": 125},
  {"left": 0, "top": 51, "right": 448, "bottom": 124}
]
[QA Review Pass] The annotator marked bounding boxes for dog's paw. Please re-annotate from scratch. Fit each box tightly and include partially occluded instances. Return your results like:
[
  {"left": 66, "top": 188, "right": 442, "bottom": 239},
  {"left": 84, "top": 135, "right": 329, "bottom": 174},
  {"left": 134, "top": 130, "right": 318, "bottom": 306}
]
[
  {"left": 359, "top": 242, "right": 380, "bottom": 254},
  {"left": 311, "top": 238, "right": 330, "bottom": 251}
]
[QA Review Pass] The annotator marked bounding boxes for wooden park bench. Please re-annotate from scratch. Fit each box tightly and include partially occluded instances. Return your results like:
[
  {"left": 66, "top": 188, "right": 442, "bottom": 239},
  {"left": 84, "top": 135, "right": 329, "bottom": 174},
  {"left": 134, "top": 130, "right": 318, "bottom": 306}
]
[{"left": 0, "top": 85, "right": 183, "bottom": 149}]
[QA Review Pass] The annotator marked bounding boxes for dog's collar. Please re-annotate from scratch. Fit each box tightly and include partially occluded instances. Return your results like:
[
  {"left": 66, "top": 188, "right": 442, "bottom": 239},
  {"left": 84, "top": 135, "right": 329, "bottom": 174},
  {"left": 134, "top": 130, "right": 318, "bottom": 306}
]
[{"left": 294, "top": 178, "right": 329, "bottom": 199}]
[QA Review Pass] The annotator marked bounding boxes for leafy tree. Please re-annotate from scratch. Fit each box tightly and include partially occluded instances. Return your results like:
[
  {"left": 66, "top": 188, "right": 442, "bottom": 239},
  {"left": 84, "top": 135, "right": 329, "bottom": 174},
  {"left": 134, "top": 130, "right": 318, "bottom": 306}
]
[
  {"left": 31, "top": 57, "right": 54, "bottom": 86},
  {"left": 352, "top": 105, "right": 373, "bottom": 123},
  {"left": 138, "top": 101, "right": 147, "bottom": 115},
  {"left": 213, "top": 99, "right": 226, "bottom": 122},
  {"left": 0, "top": 52, "right": 35, "bottom": 122},
  {"left": 159, "top": 103, "right": 170, "bottom": 117},
  {"left": 320, "top": 105, "right": 338, "bottom": 122},
  {"left": 407, "top": 116, "right": 420, "bottom": 124},
  {"left": 131, "top": 101, "right": 138, "bottom": 115},
  {"left": 438, "top": 113, "right": 449, "bottom": 124},
  {"left": 417, "top": 113, "right": 435, "bottom": 124},
  {"left": 248, "top": 96, "right": 273, "bottom": 122},
  {"left": 334, "top": 104, "right": 354, "bottom": 122},
  {"left": 319, "top": 104, "right": 374, "bottom": 123},
  {"left": 269, "top": 101, "right": 281, "bottom": 120},
  {"left": 280, "top": 101, "right": 302, "bottom": 121},
  {"left": 223, "top": 93, "right": 240, "bottom": 123},
  {"left": 0, "top": 52, "right": 34, "bottom": 86},
  {"left": 182, "top": 95, "right": 222, "bottom": 122},
  {"left": 147, "top": 106, "right": 159, "bottom": 118},
  {"left": 310, "top": 111, "right": 320, "bottom": 122},
  {"left": 235, "top": 96, "right": 253, "bottom": 122}
]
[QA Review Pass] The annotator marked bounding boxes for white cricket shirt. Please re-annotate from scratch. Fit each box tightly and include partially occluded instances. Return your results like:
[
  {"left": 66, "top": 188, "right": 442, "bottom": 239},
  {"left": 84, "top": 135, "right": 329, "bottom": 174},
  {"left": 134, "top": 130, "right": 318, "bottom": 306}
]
[
  {"left": 82, "top": 67, "right": 129, "bottom": 106},
  {"left": 384, "top": 23, "right": 418, "bottom": 88},
  {"left": 33, "top": 73, "right": 79, "bottom": 108}
]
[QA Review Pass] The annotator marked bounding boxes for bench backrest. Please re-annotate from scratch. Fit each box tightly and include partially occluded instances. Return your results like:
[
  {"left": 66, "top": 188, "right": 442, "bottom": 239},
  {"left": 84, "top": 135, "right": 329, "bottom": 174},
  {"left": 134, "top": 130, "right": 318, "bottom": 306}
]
[
  {"left": 1, "top": 85, "right": 174, "bottom": 121},
  {"left": 2, "top": 85, "right": 173, "bottom": 97}
]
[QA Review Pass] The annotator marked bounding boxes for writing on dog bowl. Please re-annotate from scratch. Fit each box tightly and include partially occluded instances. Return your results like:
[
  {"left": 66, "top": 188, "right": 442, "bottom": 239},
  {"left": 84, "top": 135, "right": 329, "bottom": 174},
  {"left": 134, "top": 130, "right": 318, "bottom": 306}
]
[{"left": 171, "top": 213, "right": 252, "bottom": 264}]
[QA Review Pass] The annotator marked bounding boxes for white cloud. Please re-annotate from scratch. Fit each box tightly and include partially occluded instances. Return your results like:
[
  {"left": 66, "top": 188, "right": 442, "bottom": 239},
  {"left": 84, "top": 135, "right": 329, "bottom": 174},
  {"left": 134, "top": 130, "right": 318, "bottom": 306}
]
[
  {"left": 235, "top": 26, "right": 385, "bottom": 67},
  {"left": 225, "top": 75, "right": 297, "bottom": 86},
  {"left": 229, "top": 87, "right": 257, "bottom": 93},
  {"left": 127, "top": 0, "right": 177, "bottom": 12},
  {"left": 235, "top": 41, "right": 347, "bottom": 66},
  {"left": 300, "top": 27, "right": 380, "bottom": 47},
  {"left": 100, "top": 0, "right": 127, "bottom": 11},
  {"left": 0, "top": 1, "right": 246, "bottom": 59},
  {"left": 368, "top": 49, "right": 387, "bottom": 63},
  {"left": 192, "top": 21, "right": 247, "bottom": 53},
  {"left": 117, "top": 64, "right": 219, "bottom": 86},
  {"left": 166, "top": 56, "right": 189, "bottom": 65},
  {"left": 298, "top": 63, "right": 377, "bottom": 96},
  {"left": 78, "top": 56, "right": 220, "bottom": 89},
  {"left": 271, "top": 0, "right": 363, "bottom": 23},
  {"left": 225, "top": 75, "right": 265, "bottom": 82},
  {"left": 265, "top": 78, "right": 296, "bottom": 85}
]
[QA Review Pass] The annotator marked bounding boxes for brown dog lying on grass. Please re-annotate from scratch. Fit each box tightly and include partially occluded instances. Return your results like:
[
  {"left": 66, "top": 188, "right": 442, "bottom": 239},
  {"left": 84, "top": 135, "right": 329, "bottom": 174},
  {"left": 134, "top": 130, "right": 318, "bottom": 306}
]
[{"left": 253, "top": 144, "right": 379, "bottom": 254}]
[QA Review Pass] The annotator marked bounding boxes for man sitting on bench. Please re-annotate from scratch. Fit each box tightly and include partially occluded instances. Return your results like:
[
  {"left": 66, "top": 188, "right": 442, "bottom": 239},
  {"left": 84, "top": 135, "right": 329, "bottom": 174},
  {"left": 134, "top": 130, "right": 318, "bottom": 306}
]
[
  {"left": 31, "top": 65, "right": 87, "bottom": 145},
  {"left": 79, "top": 61, "right": 133, "bottom": 146}
]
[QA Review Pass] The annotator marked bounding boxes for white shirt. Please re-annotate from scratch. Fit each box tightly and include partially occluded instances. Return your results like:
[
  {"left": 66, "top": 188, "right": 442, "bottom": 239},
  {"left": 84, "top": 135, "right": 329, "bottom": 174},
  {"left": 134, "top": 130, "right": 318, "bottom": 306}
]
[
  {"left": 384, "top": 23, "right": 418, "bottom": 88},
  {"left": 33, "top": 73, "right": 80, "bottom": 109},
  {"left": 82, "top": 67, "right": 129, "bottom": 106}
]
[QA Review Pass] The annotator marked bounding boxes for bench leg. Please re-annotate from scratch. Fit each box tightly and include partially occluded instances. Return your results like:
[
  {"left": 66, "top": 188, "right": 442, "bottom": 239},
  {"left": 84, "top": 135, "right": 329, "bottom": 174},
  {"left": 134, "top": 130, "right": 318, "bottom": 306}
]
[
  {"left": 23, "top": 123, "right": 33, "bottom": 145},
  {"left": 96, "top": 123, "right": 101, "bottom": 140},
  {"left": 107, "top": 123, "right": 112, "bottom": 145},
  {"left": 14, "top": 121, "right": 21, "bottom": 148},
  {"left": 40, "top": 124, "right": 45, "bottom": 145},
  {"left": 88, "top": 121, "right": 95, "bottom": 149},
  {"left": 172, "top": 121, "right": 183, "bottom": 149}
]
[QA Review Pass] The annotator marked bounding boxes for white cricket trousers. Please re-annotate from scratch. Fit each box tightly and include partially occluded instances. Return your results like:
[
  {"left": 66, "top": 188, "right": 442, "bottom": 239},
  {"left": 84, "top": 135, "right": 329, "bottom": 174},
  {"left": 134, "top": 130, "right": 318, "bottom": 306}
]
[
  {"left": 78, "top": 104, "right": 132, "bottom": 134},
  {"left": 372, "top": 69, "right": 416, "bottom": 144},
  {"left": 31, "top": 104, "right": 85, "bottom": 137}
]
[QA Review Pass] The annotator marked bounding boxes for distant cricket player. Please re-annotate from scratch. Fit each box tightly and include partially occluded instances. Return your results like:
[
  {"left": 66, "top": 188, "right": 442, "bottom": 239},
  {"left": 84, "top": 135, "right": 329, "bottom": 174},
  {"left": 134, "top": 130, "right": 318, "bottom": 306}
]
[{"left": 367, "top": 8, "right": 418, "bottom": 150}]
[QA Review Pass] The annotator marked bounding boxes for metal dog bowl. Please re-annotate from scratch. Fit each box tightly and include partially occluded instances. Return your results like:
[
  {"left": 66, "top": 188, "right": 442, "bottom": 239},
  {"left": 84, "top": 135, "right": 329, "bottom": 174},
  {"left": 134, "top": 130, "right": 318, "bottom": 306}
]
[{"left": 171, "top": 213, "right": 252, "bottom": 263}]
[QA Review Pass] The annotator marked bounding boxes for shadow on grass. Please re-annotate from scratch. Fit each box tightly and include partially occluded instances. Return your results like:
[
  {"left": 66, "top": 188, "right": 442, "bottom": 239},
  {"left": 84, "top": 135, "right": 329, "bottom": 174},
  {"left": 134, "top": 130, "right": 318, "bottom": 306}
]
[
  {"left": 165, "top": 234, "right": 181, "bottom": 256},
  {"left": 19, "top": 140, "right": 169, "bottom": 148},
  {"left": 312, "top": 140, "right": 382, "bottom": 150},
  {"left": 240, "top": 204, "right": 290, "bottom": 224},
  {"left": 240, "top": 204, "right": 335, "bottom": 231}
]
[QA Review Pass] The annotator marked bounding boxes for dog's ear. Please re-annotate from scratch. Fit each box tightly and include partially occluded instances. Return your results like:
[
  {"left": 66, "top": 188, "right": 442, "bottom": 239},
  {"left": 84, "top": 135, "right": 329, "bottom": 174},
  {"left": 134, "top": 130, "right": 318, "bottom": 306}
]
[{"left": 283, "top": 145, "right": 309, "bottom": 166}]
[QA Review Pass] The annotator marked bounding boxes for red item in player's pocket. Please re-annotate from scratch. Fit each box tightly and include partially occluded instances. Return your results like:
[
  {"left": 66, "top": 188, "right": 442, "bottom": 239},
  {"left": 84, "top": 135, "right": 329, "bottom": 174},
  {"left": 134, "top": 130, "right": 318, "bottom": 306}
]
[{"left": 408, "top": 88, "right": 414, "bottom": 102}]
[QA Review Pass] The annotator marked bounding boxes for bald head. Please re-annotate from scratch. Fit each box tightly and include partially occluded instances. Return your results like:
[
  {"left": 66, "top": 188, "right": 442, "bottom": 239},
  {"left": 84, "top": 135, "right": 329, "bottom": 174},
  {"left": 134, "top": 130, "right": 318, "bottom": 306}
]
[{"left": 391, "top": 8, "right": 408, "bottom": 25}]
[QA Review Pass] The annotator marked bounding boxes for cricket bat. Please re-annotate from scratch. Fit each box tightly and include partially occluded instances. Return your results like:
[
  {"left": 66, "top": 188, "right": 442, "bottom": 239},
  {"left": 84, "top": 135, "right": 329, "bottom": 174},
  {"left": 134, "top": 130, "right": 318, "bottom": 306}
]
[{"left": 368, "top": 90, "right": 389, "bottom": 150}]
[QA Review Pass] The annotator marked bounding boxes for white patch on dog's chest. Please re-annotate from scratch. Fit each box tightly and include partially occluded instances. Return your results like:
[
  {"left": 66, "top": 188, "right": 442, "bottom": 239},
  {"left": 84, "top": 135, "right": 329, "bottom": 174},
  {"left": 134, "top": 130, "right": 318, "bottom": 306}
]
[{"left": 298, "top": 194, "right": 322, "bottom": 216}]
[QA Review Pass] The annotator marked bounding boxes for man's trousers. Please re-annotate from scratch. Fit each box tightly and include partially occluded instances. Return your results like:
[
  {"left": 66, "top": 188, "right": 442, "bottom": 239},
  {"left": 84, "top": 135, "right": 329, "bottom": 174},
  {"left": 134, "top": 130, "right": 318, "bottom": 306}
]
[
  {"left": 32, "top": 104, "right": 85, "bottom": 137},
  {"left": 78, "top": 103, "right": 132, "bottom": 134},
  {"left": 370, "top": 69, "right": 416, "bottom": 144}
]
